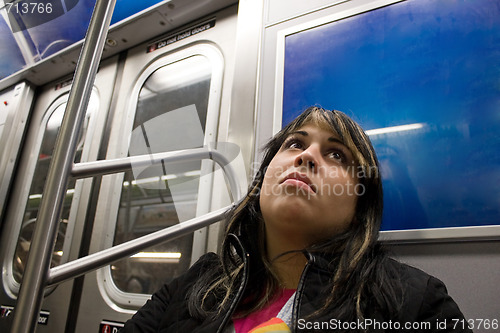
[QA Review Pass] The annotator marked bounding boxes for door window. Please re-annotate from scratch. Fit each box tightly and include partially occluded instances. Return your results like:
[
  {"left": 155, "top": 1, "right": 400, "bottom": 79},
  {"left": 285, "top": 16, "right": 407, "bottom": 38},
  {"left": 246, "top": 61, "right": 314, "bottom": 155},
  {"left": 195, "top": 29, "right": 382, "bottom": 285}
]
[
  {"left": 13, "top": 93, "right": 98, "bottom": 284},
  {"left": 110, "top": 55, "right": 216, "bottom": 294}
]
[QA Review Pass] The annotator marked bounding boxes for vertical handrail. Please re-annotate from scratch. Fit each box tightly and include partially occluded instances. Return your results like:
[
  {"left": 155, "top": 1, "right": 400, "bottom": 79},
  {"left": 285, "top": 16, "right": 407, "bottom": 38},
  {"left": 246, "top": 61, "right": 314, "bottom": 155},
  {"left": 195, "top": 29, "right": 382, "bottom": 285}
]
[{"left": 10, "top": 1, "right": 116, "bottom": 332}]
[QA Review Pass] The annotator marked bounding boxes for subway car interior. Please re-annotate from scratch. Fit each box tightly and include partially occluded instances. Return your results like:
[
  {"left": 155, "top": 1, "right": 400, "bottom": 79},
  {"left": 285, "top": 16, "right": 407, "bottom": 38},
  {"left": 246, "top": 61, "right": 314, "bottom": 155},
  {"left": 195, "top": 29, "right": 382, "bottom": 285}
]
[{"left": 0, "top": 0, "right": 499, "bottom": 332}]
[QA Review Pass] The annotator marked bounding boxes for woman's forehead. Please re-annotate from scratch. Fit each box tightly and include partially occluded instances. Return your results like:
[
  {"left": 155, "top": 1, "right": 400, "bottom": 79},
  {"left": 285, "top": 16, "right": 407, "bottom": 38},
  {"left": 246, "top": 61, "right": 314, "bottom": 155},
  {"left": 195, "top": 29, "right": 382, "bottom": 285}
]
[
  {"left": 291, "top": 119, "right": 343, "bottom": 142},
  {"left": 289, "top": 123, "right": 342, "bottom": 142}
]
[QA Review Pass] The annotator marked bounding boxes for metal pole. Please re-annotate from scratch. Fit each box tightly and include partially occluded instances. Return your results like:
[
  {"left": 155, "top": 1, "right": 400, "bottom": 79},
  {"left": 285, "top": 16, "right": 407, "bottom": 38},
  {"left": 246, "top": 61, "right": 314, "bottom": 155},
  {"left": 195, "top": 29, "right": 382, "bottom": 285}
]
[
  {"left": 48, "top": 147, "right": 244, "bottom": 284},
  {"left": 11, "top": 1, "right": 116, "bottom": 332},
  {"left": 71, "top": 147, "right": 243, "bottom": 200},
  {"left": 46, "top": 205, "right": 233, "bottom": 286}
]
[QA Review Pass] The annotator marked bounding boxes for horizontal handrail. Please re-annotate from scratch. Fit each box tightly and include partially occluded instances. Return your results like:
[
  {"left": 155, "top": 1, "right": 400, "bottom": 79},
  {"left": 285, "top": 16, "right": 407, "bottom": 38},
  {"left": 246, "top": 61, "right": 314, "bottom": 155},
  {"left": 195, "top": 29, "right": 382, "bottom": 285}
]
[
  {"left": 44, "top": 146, "right": 244, "bottom": 285},
  {"left": 47, "top": 204, "right": 233, "bottom": 286},
  {"left": 72, "top": 146, "right": 242, "bottom": 200}
]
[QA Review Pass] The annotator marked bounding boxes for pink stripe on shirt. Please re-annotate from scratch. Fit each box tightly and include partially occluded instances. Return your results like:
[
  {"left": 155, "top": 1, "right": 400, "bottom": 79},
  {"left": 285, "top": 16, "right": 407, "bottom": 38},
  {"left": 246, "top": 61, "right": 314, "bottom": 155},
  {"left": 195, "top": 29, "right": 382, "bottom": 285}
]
[{"left": 233, "top": 289, "right": 296, "bottom": 333}]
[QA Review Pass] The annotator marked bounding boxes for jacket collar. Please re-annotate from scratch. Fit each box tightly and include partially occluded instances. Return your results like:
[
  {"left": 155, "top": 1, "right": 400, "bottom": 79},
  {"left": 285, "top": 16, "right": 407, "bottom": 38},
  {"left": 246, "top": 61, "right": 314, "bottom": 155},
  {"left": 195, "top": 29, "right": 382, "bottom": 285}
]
[{"left": 230, "top": 233, "right": 337, "bottom": 272}]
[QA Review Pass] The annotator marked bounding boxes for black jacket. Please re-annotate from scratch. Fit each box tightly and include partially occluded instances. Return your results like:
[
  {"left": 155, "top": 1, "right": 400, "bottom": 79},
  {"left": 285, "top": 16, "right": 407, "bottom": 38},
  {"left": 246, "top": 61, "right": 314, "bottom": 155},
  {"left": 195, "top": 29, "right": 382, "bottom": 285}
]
[{"left": 121, "top": 238, "right": 471, "bottom": 333}]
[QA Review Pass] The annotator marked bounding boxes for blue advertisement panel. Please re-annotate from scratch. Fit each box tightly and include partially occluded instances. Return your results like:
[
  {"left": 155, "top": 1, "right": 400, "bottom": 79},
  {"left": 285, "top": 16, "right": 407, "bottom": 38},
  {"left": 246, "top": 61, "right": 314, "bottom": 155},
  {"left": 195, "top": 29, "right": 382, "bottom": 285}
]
[
  {"left": 0, "top": 13, "right": 26, "bottom": 78},
  {"left": 282, "top": 0, "right": 500, "bottom": 231},
  {"left": 0, "top": 0, "right": 164, "bottom": 80}
]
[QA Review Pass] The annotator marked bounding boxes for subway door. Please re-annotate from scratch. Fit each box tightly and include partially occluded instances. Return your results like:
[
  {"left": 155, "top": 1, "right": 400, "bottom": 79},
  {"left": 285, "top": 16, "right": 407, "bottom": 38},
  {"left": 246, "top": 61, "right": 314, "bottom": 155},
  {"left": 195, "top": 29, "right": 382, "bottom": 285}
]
[
  {"left": 0, "top": 82, "right": 35, "bottom": 228},
  {"left": 0, "top": 56, "right": 118, "bottom": 333},
  {"left": 74, "top": 5, "right": 242, "bottom": 332}
]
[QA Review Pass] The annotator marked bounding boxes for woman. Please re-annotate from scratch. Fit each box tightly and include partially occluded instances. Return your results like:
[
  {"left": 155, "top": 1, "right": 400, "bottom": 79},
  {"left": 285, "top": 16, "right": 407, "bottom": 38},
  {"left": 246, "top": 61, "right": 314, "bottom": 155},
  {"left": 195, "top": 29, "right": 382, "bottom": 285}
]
[{"left": 121, "top": 107, "right": 471, "bottom": 332}]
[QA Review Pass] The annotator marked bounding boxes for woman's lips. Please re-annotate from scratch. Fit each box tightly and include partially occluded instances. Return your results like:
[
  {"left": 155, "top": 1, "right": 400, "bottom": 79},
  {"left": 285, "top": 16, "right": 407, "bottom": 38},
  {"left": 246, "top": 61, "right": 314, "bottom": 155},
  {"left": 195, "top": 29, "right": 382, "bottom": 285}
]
[{"left": 280, "top": 172, "right": 317, "bottom": 193}]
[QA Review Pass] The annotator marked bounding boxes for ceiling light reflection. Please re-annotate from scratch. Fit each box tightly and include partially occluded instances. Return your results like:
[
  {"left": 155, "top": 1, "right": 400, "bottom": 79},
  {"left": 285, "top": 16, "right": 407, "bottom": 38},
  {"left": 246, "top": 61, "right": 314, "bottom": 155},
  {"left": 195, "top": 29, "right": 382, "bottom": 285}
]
[
  {"left": 130, "top": 252, "right": 182, "bottom": 259},
  {"left": 366, "top": 123, "right": 425, "bottom": 136}
]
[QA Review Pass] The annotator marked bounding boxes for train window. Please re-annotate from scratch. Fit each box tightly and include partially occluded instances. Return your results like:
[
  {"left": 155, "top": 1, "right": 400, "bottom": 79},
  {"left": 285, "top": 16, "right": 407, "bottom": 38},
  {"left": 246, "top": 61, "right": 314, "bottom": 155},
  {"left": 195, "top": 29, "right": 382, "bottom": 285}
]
[
  {"left": 110, "top": 55, "right": 215, "bottom": 295},
  {"left": 12, "top": 93, "right": 98, "bottom": 285}
]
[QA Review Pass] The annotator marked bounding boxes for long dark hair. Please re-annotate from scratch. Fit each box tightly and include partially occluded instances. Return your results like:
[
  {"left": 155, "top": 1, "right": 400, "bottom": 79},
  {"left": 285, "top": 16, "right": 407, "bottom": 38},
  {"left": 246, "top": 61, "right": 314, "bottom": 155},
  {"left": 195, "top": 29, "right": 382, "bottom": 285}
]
[{"left": 189, "top": 107, "right": 401, "bottom": 323}]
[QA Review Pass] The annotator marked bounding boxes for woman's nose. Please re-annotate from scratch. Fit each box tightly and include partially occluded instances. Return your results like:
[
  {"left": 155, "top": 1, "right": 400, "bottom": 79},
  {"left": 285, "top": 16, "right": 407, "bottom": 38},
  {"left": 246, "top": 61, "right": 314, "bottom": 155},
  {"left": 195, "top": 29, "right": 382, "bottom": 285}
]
[{"left": 294, "top": 146, "right": 319, "bottom": 171}]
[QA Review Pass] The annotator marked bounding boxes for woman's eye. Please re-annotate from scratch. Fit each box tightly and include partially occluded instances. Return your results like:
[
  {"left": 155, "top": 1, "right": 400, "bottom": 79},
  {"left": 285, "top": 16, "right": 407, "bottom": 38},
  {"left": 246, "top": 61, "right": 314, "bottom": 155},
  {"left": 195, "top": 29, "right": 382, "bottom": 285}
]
[
  {"left": 284, "top": 139, "right": 303, "bottom": 150},
  {"left": 327, "top": 150, "right": 346, "bottom": 163}
]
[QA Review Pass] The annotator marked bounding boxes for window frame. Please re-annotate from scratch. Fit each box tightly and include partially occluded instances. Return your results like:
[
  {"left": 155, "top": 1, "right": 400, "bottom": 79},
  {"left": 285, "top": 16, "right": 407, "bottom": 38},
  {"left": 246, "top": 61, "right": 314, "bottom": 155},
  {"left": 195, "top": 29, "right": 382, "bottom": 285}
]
[
  {"left": 2, "top": 89, "right": 101, "bottom": 297},
  {"left": 94, "top": 43, "right": 225, "bottom": 309}
]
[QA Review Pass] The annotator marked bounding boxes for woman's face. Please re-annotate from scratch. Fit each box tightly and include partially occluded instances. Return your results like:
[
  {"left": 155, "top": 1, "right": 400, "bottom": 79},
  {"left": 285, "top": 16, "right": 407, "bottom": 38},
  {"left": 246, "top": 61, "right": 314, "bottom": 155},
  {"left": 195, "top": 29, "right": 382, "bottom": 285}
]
[{"left": 260, "top": 123, "right": 360, "bottom": 248}]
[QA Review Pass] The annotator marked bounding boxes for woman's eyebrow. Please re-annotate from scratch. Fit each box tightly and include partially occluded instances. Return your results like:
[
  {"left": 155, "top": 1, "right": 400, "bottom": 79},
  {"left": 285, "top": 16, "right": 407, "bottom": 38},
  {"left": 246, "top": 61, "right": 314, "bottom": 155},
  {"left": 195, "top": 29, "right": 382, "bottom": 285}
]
[
  {"left": 289, "top": 130, "right": 346, "bottom": 146},
  {"left": 288, "top": 130, "right": 308, "bottom": 137},
  {"left": 328, "top": 136, "right": 345, "bottom": 145}
]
